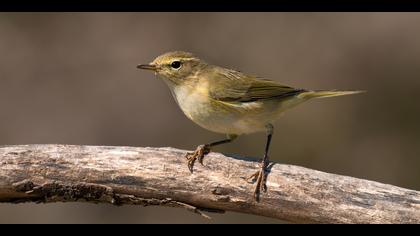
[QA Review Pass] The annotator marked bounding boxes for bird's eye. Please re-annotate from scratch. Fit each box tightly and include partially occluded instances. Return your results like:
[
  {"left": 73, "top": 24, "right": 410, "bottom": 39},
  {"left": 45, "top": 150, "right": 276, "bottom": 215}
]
[{"left": 171, "top": 61, "right": 182, "bottom": 69}]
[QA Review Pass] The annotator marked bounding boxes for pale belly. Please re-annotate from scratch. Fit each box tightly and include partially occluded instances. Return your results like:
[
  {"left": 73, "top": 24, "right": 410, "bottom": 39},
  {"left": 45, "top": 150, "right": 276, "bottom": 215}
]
[{"left": 171, "top": 86, "right": 306, "bottom": 135}]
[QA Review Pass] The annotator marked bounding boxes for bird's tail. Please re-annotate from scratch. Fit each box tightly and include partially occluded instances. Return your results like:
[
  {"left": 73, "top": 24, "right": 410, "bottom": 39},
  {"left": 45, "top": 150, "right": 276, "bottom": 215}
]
[{"left": 298, "top": 90, "right": 365, "bottom": 99}]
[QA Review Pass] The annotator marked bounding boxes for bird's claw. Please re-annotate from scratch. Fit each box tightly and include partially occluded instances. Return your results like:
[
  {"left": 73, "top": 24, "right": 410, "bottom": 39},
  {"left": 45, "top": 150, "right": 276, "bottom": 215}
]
[
  {"left": 247, "top": 159, "right": 269, "bottom": 201},
  {"left": 185, "top": 144, "right": 210, "bottom": 173}
]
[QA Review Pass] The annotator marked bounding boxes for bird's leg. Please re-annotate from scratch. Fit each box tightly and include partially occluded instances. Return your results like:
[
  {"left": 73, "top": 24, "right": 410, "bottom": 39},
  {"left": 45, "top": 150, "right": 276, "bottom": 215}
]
[
  {"left": 247, "top": 124, "right": 273, "bottom": 201},
  {"left": 185, "top": 134, "right": 237, "bottom": 173}
]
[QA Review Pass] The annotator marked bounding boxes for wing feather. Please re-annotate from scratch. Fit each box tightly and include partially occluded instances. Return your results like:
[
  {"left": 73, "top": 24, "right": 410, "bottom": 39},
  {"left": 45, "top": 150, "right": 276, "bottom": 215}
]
[{"left": 206, "top": 67, "right": 305, "bottom": 103}]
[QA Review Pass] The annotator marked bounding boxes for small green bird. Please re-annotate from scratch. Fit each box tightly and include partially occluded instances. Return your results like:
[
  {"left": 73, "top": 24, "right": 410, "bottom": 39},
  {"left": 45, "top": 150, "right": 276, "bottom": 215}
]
[{"left": 138, "top": 51, "right": 363, "bottom": 200}]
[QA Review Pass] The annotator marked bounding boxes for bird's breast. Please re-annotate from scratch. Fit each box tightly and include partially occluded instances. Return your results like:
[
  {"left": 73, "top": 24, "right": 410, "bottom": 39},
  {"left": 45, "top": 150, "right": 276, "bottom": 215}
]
[
  {"left": 171, "top": 84, "right": 213, "bottom": 121},
  {"left": 169, "top": 84, "right": 270, "bottom": 135}
]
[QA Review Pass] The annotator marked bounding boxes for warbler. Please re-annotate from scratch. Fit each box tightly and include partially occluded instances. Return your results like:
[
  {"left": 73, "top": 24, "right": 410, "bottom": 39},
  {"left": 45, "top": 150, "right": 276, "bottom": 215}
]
[{"left": 137, "top": 51, "right": 363, "bottom": 201}]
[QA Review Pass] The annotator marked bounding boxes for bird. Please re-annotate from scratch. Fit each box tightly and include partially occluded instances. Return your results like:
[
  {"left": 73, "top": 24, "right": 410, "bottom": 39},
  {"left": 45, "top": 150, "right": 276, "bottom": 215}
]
[{"left": 137, "top": 51, "right": 363, "bottom": 201}]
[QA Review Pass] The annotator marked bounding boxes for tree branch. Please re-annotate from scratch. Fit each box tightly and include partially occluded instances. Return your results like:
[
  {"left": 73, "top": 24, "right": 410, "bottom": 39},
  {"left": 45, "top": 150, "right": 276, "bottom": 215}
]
[{"left": 0, "top": 144, "right": 419, "bottom": 223}]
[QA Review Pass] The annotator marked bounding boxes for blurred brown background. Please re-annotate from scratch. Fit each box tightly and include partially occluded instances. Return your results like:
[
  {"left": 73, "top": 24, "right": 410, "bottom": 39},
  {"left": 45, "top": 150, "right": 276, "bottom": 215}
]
[{"left": 0, "top": 12, "right": 419, "bottom": 223}]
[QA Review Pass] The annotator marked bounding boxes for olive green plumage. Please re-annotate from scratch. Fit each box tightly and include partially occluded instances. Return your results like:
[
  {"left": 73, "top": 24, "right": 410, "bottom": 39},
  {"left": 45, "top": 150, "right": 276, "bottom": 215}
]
[{"left": 138, "top": 51, "right": 363, "bottom": 135}]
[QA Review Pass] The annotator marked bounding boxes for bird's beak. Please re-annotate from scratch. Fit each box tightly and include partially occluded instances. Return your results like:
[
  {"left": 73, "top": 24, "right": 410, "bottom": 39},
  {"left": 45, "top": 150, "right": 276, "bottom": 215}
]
[{"left": 137, "top": 64, "right": 157, "bottom": 71}]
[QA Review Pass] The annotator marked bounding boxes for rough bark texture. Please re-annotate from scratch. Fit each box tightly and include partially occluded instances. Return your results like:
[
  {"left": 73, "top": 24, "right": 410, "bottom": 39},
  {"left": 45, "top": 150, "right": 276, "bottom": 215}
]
[{"left": 0, "top": 144, "right": 419, "bottom": 223}]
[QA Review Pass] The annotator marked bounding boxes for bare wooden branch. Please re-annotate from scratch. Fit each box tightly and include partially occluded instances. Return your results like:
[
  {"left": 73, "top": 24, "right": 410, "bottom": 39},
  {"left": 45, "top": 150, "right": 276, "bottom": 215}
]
[{"left": 0, "top": 144, "right": 419, "bottom": 223}]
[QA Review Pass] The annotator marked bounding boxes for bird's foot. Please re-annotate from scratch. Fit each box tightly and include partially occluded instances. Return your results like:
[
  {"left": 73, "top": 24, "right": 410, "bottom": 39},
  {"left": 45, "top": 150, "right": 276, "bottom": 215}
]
[
  {"left": 247, "top": 159, "right": 269, "bottom": 201},
  {"left": 185, "top": 144, "right": 210, "bottom": 173}
]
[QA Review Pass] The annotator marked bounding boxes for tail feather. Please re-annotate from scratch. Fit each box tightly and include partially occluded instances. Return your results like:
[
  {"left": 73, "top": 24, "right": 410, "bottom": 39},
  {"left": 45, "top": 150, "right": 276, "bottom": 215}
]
[{"left": 298, "top": 90, "right": 365, "bottom": 99}]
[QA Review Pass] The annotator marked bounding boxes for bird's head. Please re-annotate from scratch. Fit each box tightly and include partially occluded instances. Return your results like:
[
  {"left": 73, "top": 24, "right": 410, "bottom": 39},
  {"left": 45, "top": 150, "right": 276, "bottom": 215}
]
[{"left": 137, "top": 51, "right": 206, "bottom": 85}]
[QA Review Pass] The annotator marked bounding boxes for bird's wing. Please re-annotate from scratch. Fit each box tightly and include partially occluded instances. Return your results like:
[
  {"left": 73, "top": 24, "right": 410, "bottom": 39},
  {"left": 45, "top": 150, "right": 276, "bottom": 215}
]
[{"left": 207, "top": 67, "right": 305, "bottom": 103}]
